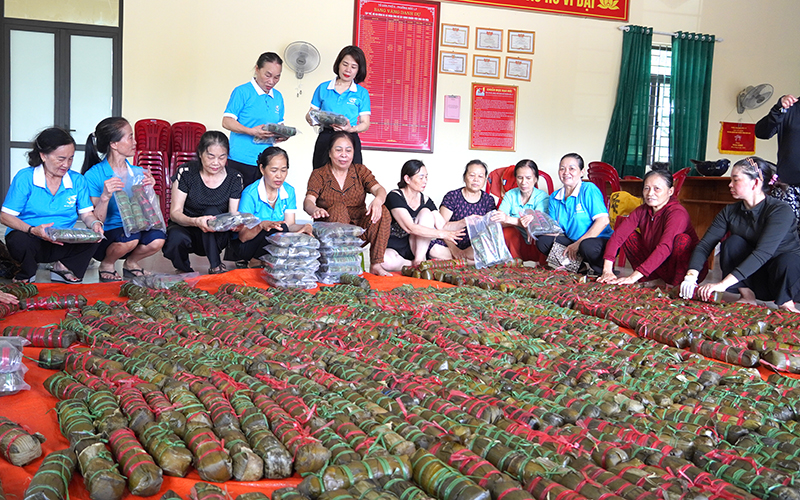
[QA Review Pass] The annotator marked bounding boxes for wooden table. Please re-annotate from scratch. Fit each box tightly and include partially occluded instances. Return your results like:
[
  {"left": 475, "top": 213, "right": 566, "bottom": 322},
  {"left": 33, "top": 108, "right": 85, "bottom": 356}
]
[{"left": 619, "top": 176, "right": 732, "bottom": 239}]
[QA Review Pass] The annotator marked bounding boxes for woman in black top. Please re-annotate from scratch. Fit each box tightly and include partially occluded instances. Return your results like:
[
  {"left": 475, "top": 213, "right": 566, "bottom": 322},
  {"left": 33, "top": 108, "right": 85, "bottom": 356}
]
[
  {"left": 382, "top": 159, "right": 464, "bottom": 271},
  {"left": 163, "top": 131, "right": 243, "bottom": 274},
  {"left": 680, "top": 156, "right": 800, "bottom": 312}
]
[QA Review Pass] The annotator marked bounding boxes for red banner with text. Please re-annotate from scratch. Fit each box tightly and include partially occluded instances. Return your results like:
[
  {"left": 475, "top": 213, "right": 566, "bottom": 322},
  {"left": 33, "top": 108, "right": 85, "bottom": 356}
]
[
  {"left": 446, "top": 0, "right": 628, "bottom": 22},
  {"left": 719, "top": 122, "right": 756, "bottom": 155}
]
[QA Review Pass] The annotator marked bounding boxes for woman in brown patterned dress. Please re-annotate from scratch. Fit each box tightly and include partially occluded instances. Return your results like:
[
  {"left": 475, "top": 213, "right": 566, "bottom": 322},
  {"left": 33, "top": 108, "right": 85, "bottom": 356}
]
[{"left": 303, "top": 131, "right": 392, "bottom": 275}]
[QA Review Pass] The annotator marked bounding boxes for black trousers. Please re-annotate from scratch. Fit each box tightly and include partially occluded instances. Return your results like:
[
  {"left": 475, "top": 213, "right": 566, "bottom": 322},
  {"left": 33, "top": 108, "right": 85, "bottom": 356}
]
[
  {"left": 162, "top": 207, "right": 232, "bottom": 272},
  {"left": 720, "top": 234, "right": 800, "bottom": 305},
  {"left": 5, "top": 230, "right": 98, "bottom": 280},
  {"left": 536, "top": 234, "right": 608, "bottom": 273},
  {"left": 312, "top": 129, "right": 362, "bottom": 169},
  {"left": 227, "top": 224, "right": 288, "bottom": 262},
  {"left": 226, "top": 158, "right": 260, "bottom": 188}
]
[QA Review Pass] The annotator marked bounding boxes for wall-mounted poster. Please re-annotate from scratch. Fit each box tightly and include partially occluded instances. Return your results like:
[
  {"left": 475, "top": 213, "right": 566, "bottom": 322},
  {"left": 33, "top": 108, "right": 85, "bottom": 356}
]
[
  {"left": 473, "top": 55, "right": 501, "bottom": 78},
  {"left": 441, "top": 23, "right": 469, "bottom": 48},
  {"left": 440, "top": 52, "right": 468, "bottom": 75},
  {"left": 508, "top": 29, "right": 535, "bottom": 53},
  {"left": 505, "top": 57, "right": 532, "bottom": 81},
  {"left": 476, "top": 27, "right": 503, "bottom": 51},
  {"left": 354, "top": 0, "right": 439, "bottom": 152},
  {"left": 471, "top": 83, "right": 517, "bottom": 151},
  {"left": 447, "top": 0, "right": 629, "bottom": 22}
]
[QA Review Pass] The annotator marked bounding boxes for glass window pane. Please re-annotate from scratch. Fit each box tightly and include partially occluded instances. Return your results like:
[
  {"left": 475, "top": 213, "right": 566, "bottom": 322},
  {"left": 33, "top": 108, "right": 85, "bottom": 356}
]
[
  {"left": 10, "top": 30, "right": 54, "bottom": 143},
  {"left": 5, "top": 0, "right": 118, "bottom": 27},
  {"left": 71, "top": 35, "right": 114, "bottom": 146},
  {"left": 9, "top": 148, "right": 30, "bottom": 183}
]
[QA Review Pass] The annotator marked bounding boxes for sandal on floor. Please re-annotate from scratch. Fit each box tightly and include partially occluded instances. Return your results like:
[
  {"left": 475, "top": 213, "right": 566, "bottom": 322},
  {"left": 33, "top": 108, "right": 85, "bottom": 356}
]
[
  {"left": 98, "top": 270, "right": 123, "bottom": 283},
  {"left": 208, "top": 264, "right": 227, "bottom": 275},
  {"left": 51, "top": 268, "right": 82, "bottom": 284},
  {"left": 122, "top": 267, "right": 147, "bottom": 279},
  {"left": 234, "top": 260, "right": 249, "bottom": 269}
]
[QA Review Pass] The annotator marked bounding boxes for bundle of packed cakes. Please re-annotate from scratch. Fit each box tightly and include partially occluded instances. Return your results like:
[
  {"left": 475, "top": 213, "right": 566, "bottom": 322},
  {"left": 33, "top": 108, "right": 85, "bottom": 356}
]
[
  {"left": 260, "top": 232, "right": 320, "bottom": 289},
  {"left": 313, "top": 222, "right": 364, "bottom": 284}
]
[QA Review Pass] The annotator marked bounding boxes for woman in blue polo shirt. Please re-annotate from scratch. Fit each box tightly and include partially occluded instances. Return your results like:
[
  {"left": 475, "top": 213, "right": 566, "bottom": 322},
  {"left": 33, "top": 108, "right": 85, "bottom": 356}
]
[
  {"left": 0, "top": 128, "right": 104, "bottom": 283},
  {"left": 536, "top": 153, "right": 612, "bottom": 274},
  {"left": 229, "top": 146, "right": 312, "bottom": 266},
  {"left": 82, "top": 117, "right": 166, "bottom": 282},
  {"left": 306, "top": 45, "right": 371, "bottom": 169},
  {"left": 223, "top": 52, "right": 287, "bottom": 187}
]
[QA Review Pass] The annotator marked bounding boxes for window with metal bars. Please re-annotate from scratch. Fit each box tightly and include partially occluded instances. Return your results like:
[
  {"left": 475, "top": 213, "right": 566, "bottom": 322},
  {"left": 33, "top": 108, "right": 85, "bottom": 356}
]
[{"left": 646, "top": 44, "right": 672, "bottom": 166}]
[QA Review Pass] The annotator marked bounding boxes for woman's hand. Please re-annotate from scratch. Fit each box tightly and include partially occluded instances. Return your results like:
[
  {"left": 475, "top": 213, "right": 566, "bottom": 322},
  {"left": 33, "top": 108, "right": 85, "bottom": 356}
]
[
  {"left": 440, "top": 228, "right": 466, "bottom": 245},
  {"left": 781, "top": 95, "right": 798, "bottom": 109},
  {"left": 90, "top": 220, "right": 104, "bottom": 238},
  {"left": 366, "top": 198, "right": 384, "bottom": 224},
  {"left": 298, "top": 224, "right": 313, "bottom": 235},
  {"left": 597, "top": 270, "right": 616, "bottom": 284},
  {"left": 260, "top": 220, "right": 284, "bottom": 232},
  {"left": 250, "top": 125, "right": 273, "bottom": 141},
  {"left": 31, "top": 223, "right": 63, "bottom": 246},
  {"left": 679, "top": 274, "right": 698, "bottom": 299},
  {"left": 332, "top": 123, "right": 353, "bottom": 133},
  {"left": 489, "top": 212, "right": 505, "bottom": 224},
  {"left": 101, "top": 177, "right": 124, "bottom": 201},
  {"left": 0, "top": 292, "right": 18, "bottom": 305},
  {"left": 610, "top": 273, "right": 642, "bottom": 285},
  {"left": 519, "top": 214, "right": 533, "bottom": 229},
  {"left": 195, "top": 216, "right": 215, "bottom": 232},
  {"left": 565, "top": 241, "right": 581, "bottom": 261},
  {"left": 696, "top": 281, "right": 727, "bottom": 301},
  {"left": 309, "top": 206, "right": 329, "bottom": 219},
  {"left": 141, "top": 171, "right": 156, "bottom": 187}
]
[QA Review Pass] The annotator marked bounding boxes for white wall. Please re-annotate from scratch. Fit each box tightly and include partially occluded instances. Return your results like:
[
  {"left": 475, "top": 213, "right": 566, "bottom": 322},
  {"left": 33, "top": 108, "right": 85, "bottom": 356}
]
[{"left": 121, "top": 0, "right": 800, "bottom": 204}]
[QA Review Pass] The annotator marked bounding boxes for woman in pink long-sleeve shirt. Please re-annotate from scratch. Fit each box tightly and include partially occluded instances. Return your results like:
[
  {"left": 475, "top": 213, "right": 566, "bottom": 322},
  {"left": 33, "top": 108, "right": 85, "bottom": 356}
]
[{"left": 598, "top": 168, "right": 705, "bottom": 287}]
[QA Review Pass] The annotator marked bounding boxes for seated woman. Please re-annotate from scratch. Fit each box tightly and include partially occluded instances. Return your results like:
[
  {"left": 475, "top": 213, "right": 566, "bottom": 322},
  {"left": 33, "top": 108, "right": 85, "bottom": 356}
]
[
  {"left": 163, "top": 131, "right": 243, "bottom": 274},
  {"left": 498, "top": 159, "right": 550, "bottom": 262},
  {"left": 0, "top": 128, "right": 104, "bottom": 283},
  {"left": 303, "top": 131, "right": 392, "bottom": 276},
  {"left": 82, "top": 117, "right": 166, "bottom": 282},
  {"left": 680, "top": 157, "right": 800, "bottom": 312},
  {"left": 382, "top": 160, "right": 464, "bottom": 271},
  {"left": 598, "top": 167, "right": 703, "bottom": 287},
  {"left": 230, "top": 146, "right": 312, "bottom": 266},
  {"left": 536, "top": 153, "right": 612, "bottom": 273},
  {"left": 437, "top": 159, "right": 499, "bottom": 263}
]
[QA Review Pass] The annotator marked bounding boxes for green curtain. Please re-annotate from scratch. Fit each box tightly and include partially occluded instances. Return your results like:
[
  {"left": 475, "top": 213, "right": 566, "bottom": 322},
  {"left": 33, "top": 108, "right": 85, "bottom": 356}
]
[
  {"left": 670, "top": 31, "right": 715, "bottom": 175},
  {"left": 601, "top": 25, "right": 652, "bottom": 178}
]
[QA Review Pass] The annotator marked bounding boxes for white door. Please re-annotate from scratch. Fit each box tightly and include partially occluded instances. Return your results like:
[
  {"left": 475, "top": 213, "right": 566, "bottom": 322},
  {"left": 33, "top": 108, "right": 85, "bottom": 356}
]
[{"left": 4, "top": 22, "right": 120, "bottom": 196}]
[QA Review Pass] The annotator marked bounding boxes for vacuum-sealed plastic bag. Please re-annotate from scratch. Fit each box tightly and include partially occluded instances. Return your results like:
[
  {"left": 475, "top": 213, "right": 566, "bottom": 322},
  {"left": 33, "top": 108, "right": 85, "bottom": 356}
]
[
  {"left": 265, "top": 232, "right": 320, "bottom": 248},
  {"left": 44, "top": 227, "right": 104, "bottom": 244},
  {"left": 207, "top": 212, "right": 261, "bottom": 232},
  {"left": 115, "top": 172, "right": 167, "bottom": 237},
  {"left": 308, "top": 110, "right": 349, "bottom": 128},
  {"left": 312, "top": 222, "right": 365, "bottom": 244},
  {"left": 264, "top": 123, "right": 297, "bottom": 138},
  {"left": 260, "top": 254, "right": 321, "bottom": 272},
  {"left": 522, "top": 209, "right": 563, "bottom": 238},
  {"left": 466, "top": 211, "right": 513, "bottom": 269},
  {"left": 265, "top": 246, "right": 321, "bottom": 259}
]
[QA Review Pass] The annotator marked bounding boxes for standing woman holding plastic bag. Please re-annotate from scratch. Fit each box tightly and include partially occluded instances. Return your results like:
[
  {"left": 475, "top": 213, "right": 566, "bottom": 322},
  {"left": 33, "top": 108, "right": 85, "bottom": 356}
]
[
  {"left": 306, "top": 45, "right": 371, "bottom": 169},
  {"left": 1, "top": 128, "right": 103, "bottom": 283},
  {"left": 223, "top": 52, "right": 288, "bottom": 187},
  {"left": 82, "top": 117, "right": 166, "bottom": 282}
]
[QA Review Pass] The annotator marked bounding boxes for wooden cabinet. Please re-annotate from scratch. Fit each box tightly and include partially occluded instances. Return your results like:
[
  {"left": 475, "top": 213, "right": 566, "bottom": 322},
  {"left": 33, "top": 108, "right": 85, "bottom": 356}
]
[{"left": 619, "top": 176, "right": 732, "bottom": 238}]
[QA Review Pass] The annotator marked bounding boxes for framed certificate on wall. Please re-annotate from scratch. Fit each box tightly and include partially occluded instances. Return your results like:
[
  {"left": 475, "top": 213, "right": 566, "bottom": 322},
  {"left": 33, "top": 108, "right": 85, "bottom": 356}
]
[
  {"left": 440, "top": 52, "right": 468, "bottom": 75},
  {"left": 505, "top": 57, "right": 532, "bottom": 81},
  {"left": 441, "top": 23, "right": 469, "bottom": 48},
  {"left": 476, "top": 27, "right": 502, "bottom": 51},
  {"left": 473, "top": 55, "right": 500, "bottom": 78},
  {"left": 508, "top": 29, "right": 535, "bottom": 53}
]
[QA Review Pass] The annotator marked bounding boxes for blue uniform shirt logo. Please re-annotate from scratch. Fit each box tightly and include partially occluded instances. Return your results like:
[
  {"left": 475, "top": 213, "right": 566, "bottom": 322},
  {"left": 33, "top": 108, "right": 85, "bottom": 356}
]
[{"left": 64, "top": 195, "right": 77, "bottom": 208}]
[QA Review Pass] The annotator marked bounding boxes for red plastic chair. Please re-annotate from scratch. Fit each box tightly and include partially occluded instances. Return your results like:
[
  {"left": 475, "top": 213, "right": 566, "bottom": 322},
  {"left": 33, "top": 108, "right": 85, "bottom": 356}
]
[
  {"left": 486, "top": 166, "right": 518, "bottom": 207},
  {"left": 171, "top": 121, "right": 206, "bottom": 154},
  {"left": 587, "top": 162, "right": 621, "bottom": 207},
  {"left": 672, "top": 167, "right": 690, "bottom": 197},
  {"left": 134, "top": 119, "right": 171, "bottom": 153},
  {"left": 170, "top": 152, "right": 197, "bottom": 177},
  {"left": 537, "top": 171, "right": 554, "bottom": 194}
]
